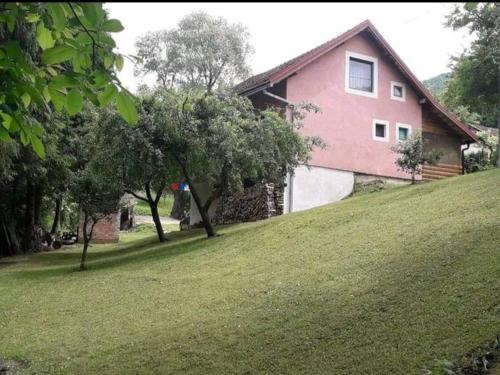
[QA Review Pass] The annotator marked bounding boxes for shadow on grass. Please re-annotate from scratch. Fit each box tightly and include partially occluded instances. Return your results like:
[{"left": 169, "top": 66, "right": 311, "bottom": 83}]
[{"left": 10, "top": 222, "right": 265, "bottom": 281}]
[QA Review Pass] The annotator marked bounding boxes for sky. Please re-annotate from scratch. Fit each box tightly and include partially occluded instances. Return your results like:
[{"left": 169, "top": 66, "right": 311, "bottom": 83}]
[{"left": 106, "top": 2, "right": 473, "bottom": 92}]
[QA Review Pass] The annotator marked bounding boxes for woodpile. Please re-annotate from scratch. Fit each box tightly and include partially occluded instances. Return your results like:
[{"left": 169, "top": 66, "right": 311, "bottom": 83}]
[{"left": 214, "top": 183, "right": 284, "bottom": 225}]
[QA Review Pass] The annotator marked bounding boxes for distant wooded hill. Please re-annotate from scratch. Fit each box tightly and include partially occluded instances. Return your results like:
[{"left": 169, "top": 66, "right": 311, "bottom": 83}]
[{"left": 422, "top": 72, "right": 451, "bottom": 97}]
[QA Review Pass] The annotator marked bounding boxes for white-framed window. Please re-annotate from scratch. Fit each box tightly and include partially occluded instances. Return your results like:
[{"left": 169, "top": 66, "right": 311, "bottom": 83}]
[
  {"left": 372, "top": 119, "right": 389, "bottom": 142},
  {"left": 396, "top": 123, "right": 412, "bottom": 141},
  {"left": 345, "top": 51, "right": 378, "bottom": 98},
  {"left": 390, "top": 81, "right": 406, "bottom": 101}
]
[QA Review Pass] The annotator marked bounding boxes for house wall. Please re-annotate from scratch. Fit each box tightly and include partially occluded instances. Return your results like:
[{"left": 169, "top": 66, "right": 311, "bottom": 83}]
[
  {"left": 286, "top": 32, "right": 423, "bottom": 180},
  {"left": 286, "top": 166, "right": 354, "bottom": 213},
  {"left": 189, "top": 182, "right": 219, "bottom": 226},
  {"left": 422, "top": 109, "right": 462, "bottom": 165}
]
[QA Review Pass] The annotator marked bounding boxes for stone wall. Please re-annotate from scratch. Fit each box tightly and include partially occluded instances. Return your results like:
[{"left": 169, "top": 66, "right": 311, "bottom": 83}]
[{"left": 213, "top": 183, "right": 284, "bottom": 225}]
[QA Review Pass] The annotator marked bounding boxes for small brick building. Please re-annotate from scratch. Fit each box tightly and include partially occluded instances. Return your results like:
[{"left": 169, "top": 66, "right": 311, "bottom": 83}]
[{"left": 78, "top": 212, "right": 120, "bottom": 244}]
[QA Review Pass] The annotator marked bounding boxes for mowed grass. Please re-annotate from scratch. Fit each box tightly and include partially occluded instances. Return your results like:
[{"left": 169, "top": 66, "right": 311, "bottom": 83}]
[
  {"left": 134, "top": 194, "right": 174, "bottom": 217},
  {"left": 0, "top": 170, "right": 499, "bottom": 374}
]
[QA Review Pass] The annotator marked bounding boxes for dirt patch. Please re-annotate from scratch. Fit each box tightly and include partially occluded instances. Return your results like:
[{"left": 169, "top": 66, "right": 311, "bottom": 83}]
[
  {"left": 0, "top": 359, "right": 27, "bottom": 375},
  {"left": 459, "top": 334, "right": 500, "bottom": 374}
]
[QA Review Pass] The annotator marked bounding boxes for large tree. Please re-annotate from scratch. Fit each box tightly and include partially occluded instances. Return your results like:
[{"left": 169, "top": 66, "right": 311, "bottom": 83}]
[
  {"left": 155, "top": 89, "right": 324, "bottom": 238},
  {"left": 443, "top": 2, "right": 500, "bottom": 166},
  {"left": 94, "top": 97, "right": 180, "bottom": 243},
  {"left": 135, "top": 11, "right": 254, "bottom": 219},
  {"left": 135, "top": 11, "right": 253, "bottom": 92},
  {"left": 0, "top": 3, "right": 135, "bottom": 256}
]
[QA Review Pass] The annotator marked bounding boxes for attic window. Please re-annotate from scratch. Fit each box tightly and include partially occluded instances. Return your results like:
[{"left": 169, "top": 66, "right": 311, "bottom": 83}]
[
  {"left": 345, "top": 51, "right": 378, "bottom": 98},
  {"left": 391, "top": 81, "right": 406, "bottom": 101},
  {"left": 349, "top": 58, "right": 373, "bottom": 92}
]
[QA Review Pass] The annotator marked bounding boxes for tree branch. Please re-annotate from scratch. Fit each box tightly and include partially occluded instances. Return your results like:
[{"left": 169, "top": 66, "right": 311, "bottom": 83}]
[
  {"left": 67, "top": 2, "right": 98, "bottom": 69},
  {"left": 124, "top": 189, "right": 149, "bottom": 203}
]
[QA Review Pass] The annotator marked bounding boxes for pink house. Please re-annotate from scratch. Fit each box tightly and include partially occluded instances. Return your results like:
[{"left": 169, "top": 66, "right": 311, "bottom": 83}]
[{"left": 234, "top": 19, "right": 478, "bottom": 213}]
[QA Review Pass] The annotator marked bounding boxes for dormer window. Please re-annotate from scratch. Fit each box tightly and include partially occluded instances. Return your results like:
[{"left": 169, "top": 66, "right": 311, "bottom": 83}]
[
  {"left": 345, "top": 51, "right": 378, "bottom": 98},
  {"left": 390, "top": 81, "right": 406, "bottom": 101}
]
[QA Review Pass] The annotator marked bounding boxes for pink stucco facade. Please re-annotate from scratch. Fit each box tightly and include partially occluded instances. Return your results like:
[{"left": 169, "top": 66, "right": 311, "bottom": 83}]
[{"left": 286, "top": 33, "right": 422, "bottom": 180}]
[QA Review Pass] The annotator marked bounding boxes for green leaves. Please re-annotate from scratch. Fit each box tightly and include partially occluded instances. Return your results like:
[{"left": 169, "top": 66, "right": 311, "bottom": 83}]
[
  {"left": 48, "top": 87, "right": 66, "bottom": 111},
  {"left": 36, "top": 22, "right": 55, "bottom": 50},
  {"left": 67, "top": 89, "right": 83, "bottom": 115},
  {"left": 0, "top": 2, "right": 130, "bottom": 159},
  {"left": 102, "top": 19, "right": 125, "bottom": 32},
  {"left": 42, "top": 45, "right": 77, "bottom": 65},
  {"left": 98, "top": 84, "right": 118, "bottom": 107},
  {"left": 115, "top": 55, "right": 124, "bottom": 72},
  {"left": 116, "top": 91, "right": 138, "bottom": 125},
  {"left": 47, "top": 3, "right": 66, "bottom": 31},
  {"left": 31, "top": 135, "right": 46, "bottom": 158},
  {"left": 21, "top": 92, "right": 31, "bottom": 108}
]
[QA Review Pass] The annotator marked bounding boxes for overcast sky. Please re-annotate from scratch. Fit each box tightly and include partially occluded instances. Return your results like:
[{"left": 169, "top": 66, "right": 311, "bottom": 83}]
[{"left": 106, "top": 2, "right": 472, "bottom": 92}]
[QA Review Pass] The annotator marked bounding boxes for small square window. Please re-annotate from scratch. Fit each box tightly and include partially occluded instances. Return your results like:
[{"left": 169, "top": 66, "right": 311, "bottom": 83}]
[
  {"left": 373, "top": 119, "right": 389, "bottom": 142},
  {"left": 393, "top": 85, "right": 403, "bottom": 98},
  {"left": 375, "top": 123, "right": 386, "bottom": 138},
  {"left": 396, "top": 124, "right": 412, "bottom": 141},
  {"left": 390, "top": 81, "right": 406, "bottom": 101}
]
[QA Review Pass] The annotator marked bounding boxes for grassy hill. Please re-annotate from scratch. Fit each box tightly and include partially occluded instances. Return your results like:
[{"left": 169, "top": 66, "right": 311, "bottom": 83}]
[{"left": 1, "top": 170, "right": 499, "bottom": 374}]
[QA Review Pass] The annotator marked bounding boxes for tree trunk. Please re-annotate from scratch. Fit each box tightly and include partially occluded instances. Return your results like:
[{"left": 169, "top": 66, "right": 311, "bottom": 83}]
[
  {"left": 34, "top": 184, "right": 43, "bottom": 227},
  {"left": 174, "top": 158, "right": 216, "bottom": 238},
  {"left": 80, "top": 211, "right": 95, "bottom": 271},
  {"left": 189, "top": 183, "right": 215, "bottom": 238},
  {"left": 149, "top": 200, "right": 167, "bottom": 242},
  {"left": 170, "top": 189, "right": 189, "bottom": 219},
  {"left": 50, "top": 196, "right": 62, "bottom": 234},
  {"left": 497, "top": 66, "right": 500, "bottom": 168},
  {"left": 144, "top": 183, "right": 167, "bottom": 243},
  {"left": 23, "top": 182, "right": 35, "bottom": 252}
]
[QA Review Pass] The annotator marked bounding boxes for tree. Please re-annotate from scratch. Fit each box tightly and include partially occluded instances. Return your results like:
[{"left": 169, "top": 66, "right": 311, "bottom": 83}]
[
  {"left": 391, "top": 131, "right": 441, "bottom": 183},
  {"left": 443, "top": 2, "right": 500, "bottom": 166},
  {"left": 156, "top": 89, "right": 324, "bottom": 238},
  {"left": 135, "top": 11, "right": 254, "bottom": 219},
  {"left": 94, "top": 98, "right": 180, "bottom": 243},
  {"left": 135, "top": 11, "right": 253, "bottom": 92},
  {"left": 70, "top": 167, "right": 121, "bottom": 271},
  {"left": 0, "top": 2, "right": 138, "bottom": 157}
]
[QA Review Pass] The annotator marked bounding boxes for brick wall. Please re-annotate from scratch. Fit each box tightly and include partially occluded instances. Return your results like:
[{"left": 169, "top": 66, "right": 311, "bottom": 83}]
[{"left": 78, "top": 212, "right": 119, "bottom": 244}]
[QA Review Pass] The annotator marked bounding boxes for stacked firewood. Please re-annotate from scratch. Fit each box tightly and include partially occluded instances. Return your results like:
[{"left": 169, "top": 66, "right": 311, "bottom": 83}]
[{"left": 214, "top": 183, "right": 284, "bottom": 225}]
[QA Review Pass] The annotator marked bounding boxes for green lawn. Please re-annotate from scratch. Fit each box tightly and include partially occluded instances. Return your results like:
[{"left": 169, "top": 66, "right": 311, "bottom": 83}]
[
  {"left": 134, "top": 194, "right": 174, "bottom": 216},
  {"left": 1, "top": 170, "right": 499, "bottom": 374}
]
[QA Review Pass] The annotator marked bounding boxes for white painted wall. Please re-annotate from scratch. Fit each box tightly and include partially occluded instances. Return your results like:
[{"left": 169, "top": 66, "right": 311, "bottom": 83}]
[
  {"left": 188, "top": 182, "right": 219, "bottom": 226},
  {"left": 286, "top": 165, "right": 354, "bottom": 213}
]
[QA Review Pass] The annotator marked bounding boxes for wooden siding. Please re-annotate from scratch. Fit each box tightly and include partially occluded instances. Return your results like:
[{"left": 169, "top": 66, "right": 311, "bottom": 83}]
[{"left": 422, "top": 163, "right": 462, "bottom": 181}]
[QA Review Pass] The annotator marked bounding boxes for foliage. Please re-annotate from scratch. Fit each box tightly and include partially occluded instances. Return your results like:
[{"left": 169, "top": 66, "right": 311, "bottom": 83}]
[
  {"left": 93, "top": 97, "right": 182, "bottom": 242},
  {"left": 70, "top": 167, "right": 122, "bottom": 224},
  {"left": 464, "top": 130, "right": 499, "bottom": 173},
  {"left": 423, "top": 73, "right": 452, "bottom": 97},
  {"left": 391, "top": 131, "right": 441, "bottom": 183},
  {"left": 134, "top": 195, "right": 174, "bottom": 217},
  {"left": 0, "top": 169, "right": 499, "bottom": 373},
  {"left": 442, "top": 3, "right": 500, "bottom": 129},
  {"left": 69, "top": 163, "right": 122, "bottom": 270},
  {"left": 135, "top": 11, "right": 253, "bottom": 92},
  {"left": 155, "top": 88, "right": 324, "bottom": 237},
  {"left": 0, "top": 2, "right": 137, "bottom": 157}
]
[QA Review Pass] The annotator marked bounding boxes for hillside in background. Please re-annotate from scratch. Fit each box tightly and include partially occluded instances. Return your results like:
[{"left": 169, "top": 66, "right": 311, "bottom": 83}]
[
  {"left": 423, "top": 72, "right": 451, "bottom": 97},
  {"left": 0, "top": 170, "right": 499, "bottom": 374}
]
